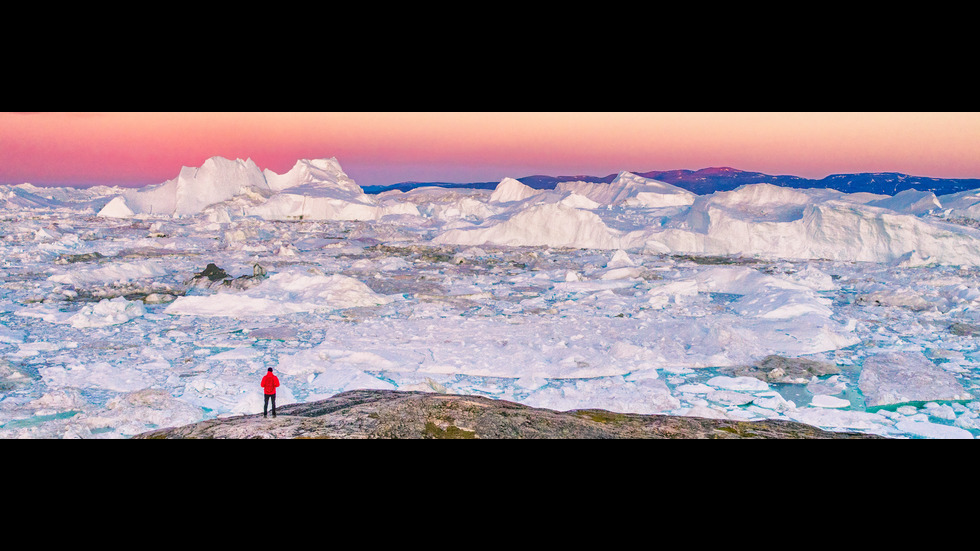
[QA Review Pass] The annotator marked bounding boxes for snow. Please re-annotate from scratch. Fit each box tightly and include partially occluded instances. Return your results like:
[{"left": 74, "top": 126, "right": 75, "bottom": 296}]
[
  {"left": 66, "top": 297, "right": 146, "bottom": 328},
  {"left": 4, "top": 155, "right": 980, "bottom": 438}
]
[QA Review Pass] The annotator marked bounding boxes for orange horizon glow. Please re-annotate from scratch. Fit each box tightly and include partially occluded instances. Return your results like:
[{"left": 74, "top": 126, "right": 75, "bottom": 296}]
[{"left": 2, "top": 112, "right": 980, "bottom": 188}]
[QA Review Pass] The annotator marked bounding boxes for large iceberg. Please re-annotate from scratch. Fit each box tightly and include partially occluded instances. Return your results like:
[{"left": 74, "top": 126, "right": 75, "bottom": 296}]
[
  {"left": 99, "top": 156, "right": 416, "bottom": 222},
  {"left": 557, "top": 171, "right": 696, "bottom": 207},
  {"left": 618, "top": 183, "right": 980, "bottom": 265}
]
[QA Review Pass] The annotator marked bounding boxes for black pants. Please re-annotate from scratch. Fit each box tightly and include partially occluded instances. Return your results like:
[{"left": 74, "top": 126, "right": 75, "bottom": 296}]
[{"left": 264, "top": 393, "right": 276, "bottom": 417}]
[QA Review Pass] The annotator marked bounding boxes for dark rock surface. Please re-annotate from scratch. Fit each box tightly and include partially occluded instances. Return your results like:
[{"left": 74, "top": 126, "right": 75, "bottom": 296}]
[
  {"left": 718, "top": 355, "right": 841, "bottom": 384},
  {"left": 185, "top": 262, "right": 268, "bottom": 291},
  {"left": 133, "top": 389, "right": 884, "bottom": 439}
]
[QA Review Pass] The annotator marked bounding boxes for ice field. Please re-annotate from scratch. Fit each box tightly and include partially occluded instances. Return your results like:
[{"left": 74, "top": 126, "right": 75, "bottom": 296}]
[{"left": 4, "top": 156, "right": 980, "bottom": 438}]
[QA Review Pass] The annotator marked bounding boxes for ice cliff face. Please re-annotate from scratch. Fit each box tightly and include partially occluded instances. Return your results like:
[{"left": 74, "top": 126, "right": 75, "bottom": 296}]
[
  {"left": 116, "top": 157, "right": 270, "bottom": 217},
  {"left": 263, "top": 158, "right": 357, "bottom": 193}
]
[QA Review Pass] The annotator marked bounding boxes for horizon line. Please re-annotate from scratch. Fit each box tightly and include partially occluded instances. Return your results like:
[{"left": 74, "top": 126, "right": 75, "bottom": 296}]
[{"left": 7, "top": 163, "right": 980, "bottom": 191}]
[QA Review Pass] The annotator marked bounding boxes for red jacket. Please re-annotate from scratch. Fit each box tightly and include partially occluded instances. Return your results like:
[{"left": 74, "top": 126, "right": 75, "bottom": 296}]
[{"left": 261, "top": 372, "right": 280, "bottom": 395}]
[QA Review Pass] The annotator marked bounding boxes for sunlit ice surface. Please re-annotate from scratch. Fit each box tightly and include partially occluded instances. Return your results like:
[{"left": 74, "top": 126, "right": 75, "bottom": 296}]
[{"left": 2, "top": 163, "right": 980, "bottom": 439}]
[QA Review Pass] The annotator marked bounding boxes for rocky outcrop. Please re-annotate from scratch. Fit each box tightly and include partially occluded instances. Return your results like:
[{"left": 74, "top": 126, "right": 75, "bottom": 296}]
[
  {"left": 133, "top": 389, "right": 883, "bottom": 439},
  {"left": 185, "top": 263, "right": 268, "bottom": 291},
  {"left": 718, "top": 355, "right": 840, "bottom": 384}
]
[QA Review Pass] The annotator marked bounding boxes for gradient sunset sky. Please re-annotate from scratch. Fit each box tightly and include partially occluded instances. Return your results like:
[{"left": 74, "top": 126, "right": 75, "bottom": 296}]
[{"left": 2, "top": 112, "right": 978, "bottom": 189}]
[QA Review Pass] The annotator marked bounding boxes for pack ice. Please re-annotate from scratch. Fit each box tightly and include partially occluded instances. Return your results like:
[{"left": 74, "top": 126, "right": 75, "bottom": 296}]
[{"left": 2, "top": 156, "right": 980, "bottom": 438}]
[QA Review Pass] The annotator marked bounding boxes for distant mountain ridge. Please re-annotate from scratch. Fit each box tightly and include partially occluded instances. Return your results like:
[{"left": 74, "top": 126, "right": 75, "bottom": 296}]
[{"left": 362, "top": 167, "right": 980, "bottom": 197}]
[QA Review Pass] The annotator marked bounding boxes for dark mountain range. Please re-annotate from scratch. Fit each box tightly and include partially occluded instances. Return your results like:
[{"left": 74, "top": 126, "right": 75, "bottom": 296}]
[{"left": 362, "top": 167, "right": 980, "bottom": 197}]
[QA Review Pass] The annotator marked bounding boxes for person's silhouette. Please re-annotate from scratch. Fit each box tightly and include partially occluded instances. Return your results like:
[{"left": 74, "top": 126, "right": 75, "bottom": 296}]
[{"left": 261, "top": 367, "right": 280, "bottom": 418}]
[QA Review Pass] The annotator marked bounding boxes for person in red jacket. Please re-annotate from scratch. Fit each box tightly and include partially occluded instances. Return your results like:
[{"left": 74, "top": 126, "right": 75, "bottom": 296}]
[{"left": 261, "top": 367, "right": 280, "bottom": 418}]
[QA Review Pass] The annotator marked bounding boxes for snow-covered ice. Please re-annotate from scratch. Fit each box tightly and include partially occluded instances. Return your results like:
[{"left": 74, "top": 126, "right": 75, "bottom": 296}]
[{"left": 3, "top": 156, "right": 980, "bottom": 438}]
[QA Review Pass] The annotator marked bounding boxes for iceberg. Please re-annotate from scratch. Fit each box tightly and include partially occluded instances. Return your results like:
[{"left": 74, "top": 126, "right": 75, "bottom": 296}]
[
  {"left": 557, "top": 171, "right": 696, "bottom": 207},
  {"left": 433, "top": 202, "right": 622, "bottom": 249}
]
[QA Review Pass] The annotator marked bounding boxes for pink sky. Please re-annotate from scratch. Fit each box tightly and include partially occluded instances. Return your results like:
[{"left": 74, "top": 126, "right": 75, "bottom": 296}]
[{"left": 2, "top": 112, "right": 979, "bottom": 188}]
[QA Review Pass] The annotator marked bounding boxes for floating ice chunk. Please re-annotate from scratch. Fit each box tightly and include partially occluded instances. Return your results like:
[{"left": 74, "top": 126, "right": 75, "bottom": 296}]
[
  {"left": 275, "top": 344, "right": 402, "bottom": 378},
  {"left": 786, "top": 265, "right": 836, "bottom": 291},
  {"left": 247, "top": 326, "right": 298, "bottom": 340},
  {"left": 34, "top": 227, "right": 62, "bottom": 241},
  {"left": 922, "top": 402, "right": 957, "bottom": 420},
  {"left": 40, "top": 360, "right": 155, "bottom": 393},
  {"left": 352, "top": 256, "right": 412, "bottom": 271},
  {"left": 598, "top": 266, "right": 644, "bottom": 280},
  {"left": 806, "top": 375, "right": 847, "bottom": 396},
  {"left": 81, "top": 389, "right": 204, "bottom": 437},
  {"left": 706, "top": 375, "right": 770, "bottom": 391},
  {"left": 515, "top": 373, "right": 549, "bottom": 390},
  {"left": 858, "top": 351, "right": 972, "bottom": 407},
  {"left": 208, "top": 346, "right": 260, "bottom": 361},
  {"left": 608, "top": 341, "right": 657, "bottom": 364},
  {"left": 954, "top": 412, "right": 980, "bottom": 431},
  {"left": 0, "top": 358, "right": 32, "bottom": 386},
  {"left": 28, "top": 388, "right": 89, "bottom": 414},
  {"left": 695, "top": 266, "right": 811, "bottom": 295},
  {"left": 894, "top": 418, "right": 974, "bottom": 439},
  {"left": 647, "top": 279, "right": 699, "bottom": 308},
  {"left": 606, "top": 250, "right": 636, "bottom": 268},
  {"left": 810, "top": 395, "right": 851, "bottom": 408},
  {"left": 433, "top": 202, "right": 622, "bottom": 249},
  {"left": 97, "top": 196, "right": 135, "bottom": 218},
  {"left": 706, "top": 389, "right": 755, "bottom": 405},
  {"left": 731, "top": 288, "right": 833, "bottom": 319},
  {"left": 675, "top": 382, "right": 714, "bottom": 394},
  {"left": 164, "top": 271, "right": 393, "bottom": 317},
  {"left": 310, "top": 368, "right": 397, "bottom": 395},
  {"left": 11, "top": 340, "right": 68, "bottom": 358},
  {"left": 684, "top": 405, "right": 730, "bottom": 419},
  {"left": 0, "top": 327, "right": 26, "bottom": 344},
  {"left": 47, "top": 261, "right": 169, "bottom": 286},
  {"left": 752, "top": 394, "right": 796, "bottom": 411},
  {"left": 67, "top": 297, "right": 145, "bottom": 328},
  {"left": 784, "top": 407, "right": 890, "bottom": 431}
]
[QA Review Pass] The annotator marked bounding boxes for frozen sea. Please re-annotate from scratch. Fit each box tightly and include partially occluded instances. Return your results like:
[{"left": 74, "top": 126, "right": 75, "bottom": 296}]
[{"left": 4, "top": 168, "right": 980, "bottom": 439}]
